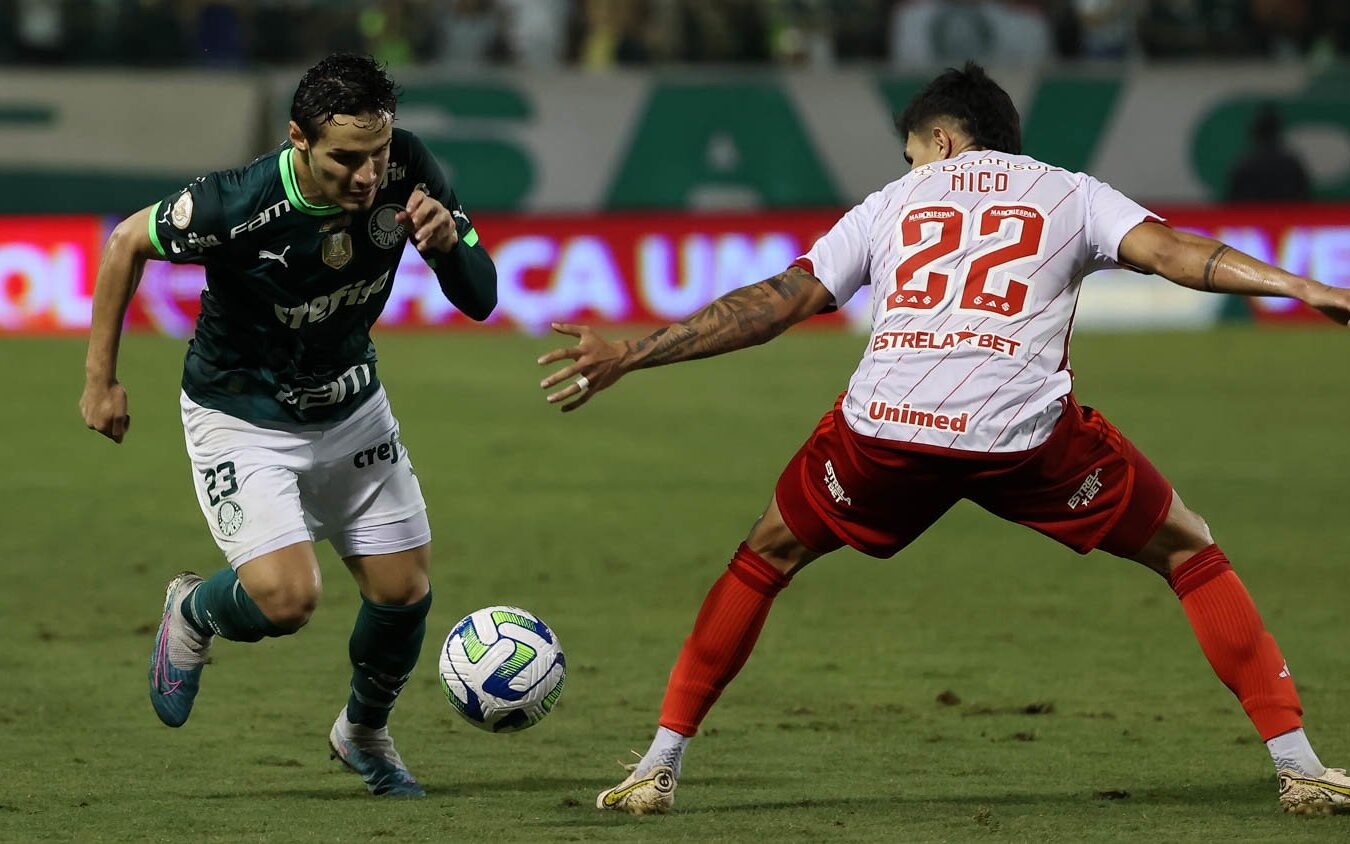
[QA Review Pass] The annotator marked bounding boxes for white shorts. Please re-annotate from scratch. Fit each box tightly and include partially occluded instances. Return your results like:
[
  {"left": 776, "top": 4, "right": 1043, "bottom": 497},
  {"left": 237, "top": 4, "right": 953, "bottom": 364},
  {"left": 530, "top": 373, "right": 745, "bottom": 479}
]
[{"left": 181, "top": 387, "right": 430, "bottom": 568}]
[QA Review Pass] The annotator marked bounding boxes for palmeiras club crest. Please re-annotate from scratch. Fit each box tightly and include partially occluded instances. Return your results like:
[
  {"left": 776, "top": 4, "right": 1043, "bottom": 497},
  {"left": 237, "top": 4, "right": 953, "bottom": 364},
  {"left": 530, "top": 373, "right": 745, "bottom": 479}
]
[
  {"left": 323, "top": 231, "right": 353, "bottom": 269},
  {"left": 368, "top": 203, "right": 408, "bottom": 249},
  {"left": 217, "top": 500, "right": 245, "bottom": 537}
]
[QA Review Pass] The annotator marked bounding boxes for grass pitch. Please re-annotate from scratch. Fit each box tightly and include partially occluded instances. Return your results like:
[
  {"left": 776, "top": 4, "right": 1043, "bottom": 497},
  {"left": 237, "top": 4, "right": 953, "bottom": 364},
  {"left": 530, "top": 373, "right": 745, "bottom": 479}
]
[{"left": 1, "top": 327, "right": 1347, "bottom": 842}]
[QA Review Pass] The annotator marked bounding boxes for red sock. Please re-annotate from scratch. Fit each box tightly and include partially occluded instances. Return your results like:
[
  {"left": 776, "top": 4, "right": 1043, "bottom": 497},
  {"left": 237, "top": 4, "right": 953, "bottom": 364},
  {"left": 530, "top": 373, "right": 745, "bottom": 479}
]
[
  {"left": 658, "top": 543, "right": 791, "bottom": 736},
  {"left": 1170, "top": 545, "right": 1302, "bottom": 741}
]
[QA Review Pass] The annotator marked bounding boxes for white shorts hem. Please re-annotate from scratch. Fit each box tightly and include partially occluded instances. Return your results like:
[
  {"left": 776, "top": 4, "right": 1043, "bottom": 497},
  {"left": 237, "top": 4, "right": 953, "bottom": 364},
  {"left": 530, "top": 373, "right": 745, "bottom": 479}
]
[
  {"left": 227, "top": 528, "right": 316, "bottom": 569},
  {"left": 329, "top": 509, "right": 432, "bottom": 559}
]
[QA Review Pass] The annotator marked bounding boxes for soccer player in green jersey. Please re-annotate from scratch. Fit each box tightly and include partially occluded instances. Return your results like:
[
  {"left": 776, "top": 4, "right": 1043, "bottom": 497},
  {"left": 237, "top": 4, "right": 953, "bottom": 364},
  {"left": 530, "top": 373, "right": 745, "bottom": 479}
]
[{"left": 79, "top": 53, "right": 497, "bottom": 797}]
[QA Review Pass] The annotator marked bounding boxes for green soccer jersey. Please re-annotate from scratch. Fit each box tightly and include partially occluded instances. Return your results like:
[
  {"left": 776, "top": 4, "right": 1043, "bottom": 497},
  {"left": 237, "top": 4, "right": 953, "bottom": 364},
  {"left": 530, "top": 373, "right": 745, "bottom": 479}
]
[{"left": 149, "top": 128, "right": 494, "bottom": 425}]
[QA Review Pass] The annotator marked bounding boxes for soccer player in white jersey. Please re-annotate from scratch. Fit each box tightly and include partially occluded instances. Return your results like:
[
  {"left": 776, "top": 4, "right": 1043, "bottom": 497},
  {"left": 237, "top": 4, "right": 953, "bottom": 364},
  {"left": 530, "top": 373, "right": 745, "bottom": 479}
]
[{"left": 539, "top": 63, "right": 1350, "bottom": 815}]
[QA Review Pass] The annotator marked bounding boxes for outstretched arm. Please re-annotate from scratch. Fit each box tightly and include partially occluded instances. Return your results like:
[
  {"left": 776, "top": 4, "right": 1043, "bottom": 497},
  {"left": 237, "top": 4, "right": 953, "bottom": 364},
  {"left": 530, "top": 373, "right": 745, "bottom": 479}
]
[
  {"left": 80, "top": 204, "right": 161, "bottom": 443},
  {"left": 1118, "top": 221, "right": 1350, "bottom": 324},
  {"left": 537, "top": 265, "right": 835, "bottom": 412}
]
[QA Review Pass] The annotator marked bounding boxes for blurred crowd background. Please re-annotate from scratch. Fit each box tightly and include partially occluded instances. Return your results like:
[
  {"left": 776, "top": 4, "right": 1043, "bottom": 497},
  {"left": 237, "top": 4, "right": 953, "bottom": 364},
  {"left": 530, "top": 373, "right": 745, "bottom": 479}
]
[{"left": 4, "top": 0, "right": 1350, "bottom": 70}]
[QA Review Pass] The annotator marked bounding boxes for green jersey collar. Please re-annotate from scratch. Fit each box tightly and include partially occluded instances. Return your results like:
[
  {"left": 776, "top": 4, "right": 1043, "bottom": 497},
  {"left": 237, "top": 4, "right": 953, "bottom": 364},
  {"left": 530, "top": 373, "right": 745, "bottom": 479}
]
[{"left": 280, "top": 148, "right": 343, "bottom": 216}]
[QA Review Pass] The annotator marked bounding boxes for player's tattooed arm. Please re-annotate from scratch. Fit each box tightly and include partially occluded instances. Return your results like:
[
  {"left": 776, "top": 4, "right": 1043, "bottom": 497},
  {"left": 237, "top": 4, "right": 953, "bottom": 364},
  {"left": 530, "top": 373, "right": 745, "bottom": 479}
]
[
  {"left": 625, "top": 267, "right": 832, "bottom": 368},
  {"left": 1119, "top": 221, "right": 1350, "bottom": 325},
  {"left": 1200, "top": 244, "right": 1231, "bottom": 293},
  {"left": 537, "top": 266, "right": 835, "bottom": 411}
]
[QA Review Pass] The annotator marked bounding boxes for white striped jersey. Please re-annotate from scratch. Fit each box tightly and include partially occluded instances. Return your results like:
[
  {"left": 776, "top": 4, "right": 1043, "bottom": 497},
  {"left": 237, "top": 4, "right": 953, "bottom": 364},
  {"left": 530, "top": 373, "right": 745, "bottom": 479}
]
[{"left": 796, "top": 150, "right": 1158, "bottom": 454}]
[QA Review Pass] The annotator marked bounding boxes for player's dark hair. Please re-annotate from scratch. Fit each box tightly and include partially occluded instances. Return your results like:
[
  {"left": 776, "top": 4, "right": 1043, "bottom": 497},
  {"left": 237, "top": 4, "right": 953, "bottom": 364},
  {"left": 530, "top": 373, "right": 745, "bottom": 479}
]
[
  {"left": 291, "top": 52, "right": 399, "bottom": 141},
  {"left": 896, "top": 61, "right": 1021, "bottom": 155}
]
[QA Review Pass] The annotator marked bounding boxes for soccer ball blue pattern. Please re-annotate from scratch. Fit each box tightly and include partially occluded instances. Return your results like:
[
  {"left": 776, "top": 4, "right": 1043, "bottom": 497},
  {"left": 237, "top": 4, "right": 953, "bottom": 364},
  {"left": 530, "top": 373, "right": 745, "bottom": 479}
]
[{"left": 438, "top": 606, "right": 566, "bottom": 732}]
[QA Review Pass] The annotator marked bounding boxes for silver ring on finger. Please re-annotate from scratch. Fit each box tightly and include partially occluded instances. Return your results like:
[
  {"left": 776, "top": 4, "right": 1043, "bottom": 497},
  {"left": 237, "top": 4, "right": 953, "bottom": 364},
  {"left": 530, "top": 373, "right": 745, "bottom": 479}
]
[{"left": 574, "top": 374, "right": 590, "bottom": 393}]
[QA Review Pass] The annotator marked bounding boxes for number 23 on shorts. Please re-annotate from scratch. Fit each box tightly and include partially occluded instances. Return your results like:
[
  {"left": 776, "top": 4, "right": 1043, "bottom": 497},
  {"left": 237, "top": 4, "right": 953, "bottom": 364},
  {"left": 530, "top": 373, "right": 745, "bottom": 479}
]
[{"left": 202, "top": 460, "right": 238, "bottom": 506}]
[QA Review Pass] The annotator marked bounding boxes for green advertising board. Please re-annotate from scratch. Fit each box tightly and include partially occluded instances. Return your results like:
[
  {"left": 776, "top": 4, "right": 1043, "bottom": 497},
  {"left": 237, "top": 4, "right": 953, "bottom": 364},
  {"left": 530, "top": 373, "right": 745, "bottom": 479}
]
[{"left": 1, "top": 64, "right": 1347, "bottom": 213}]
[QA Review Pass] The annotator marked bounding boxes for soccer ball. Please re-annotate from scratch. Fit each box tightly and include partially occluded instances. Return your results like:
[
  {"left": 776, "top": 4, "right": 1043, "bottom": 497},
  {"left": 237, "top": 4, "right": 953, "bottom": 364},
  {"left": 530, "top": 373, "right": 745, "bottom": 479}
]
[{"left": 438, "top": 606, "right": 566, "bottom": 732}]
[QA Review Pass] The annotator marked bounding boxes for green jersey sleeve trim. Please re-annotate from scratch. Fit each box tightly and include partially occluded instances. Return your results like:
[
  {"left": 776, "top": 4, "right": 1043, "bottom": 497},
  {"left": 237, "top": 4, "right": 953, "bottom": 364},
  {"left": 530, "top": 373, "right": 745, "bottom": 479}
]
[
  {"left": 463, "top": 227, "right": 479, "bottom": 247},
  {"left": 279, "top": 148, "right": 343, "bottom": 216},
  {"left": 147, "top": 201, "right": 166, "bottom": 256}
]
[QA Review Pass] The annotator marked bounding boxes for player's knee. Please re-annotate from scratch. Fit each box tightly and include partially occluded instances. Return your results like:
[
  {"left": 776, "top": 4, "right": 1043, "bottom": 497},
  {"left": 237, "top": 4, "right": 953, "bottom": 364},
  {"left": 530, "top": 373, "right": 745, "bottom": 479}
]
[
  {"left": 364, "top": 574, "right": 430, "bottom": 607},
  {"left": 1190, "top": 512, "right": 1214, "bottom": 549},
  {"left": 746, "top": 506, "right": 817, "bottom": 577},
  {"left": 1134, "top": 500, "right": 1215, "bottom": 576},
  {"left": 257, "top": 583, "right": 321, "bottom": 632},
  {"left": 1163, "top": 507, "right": 1213, "bottom": 567}
]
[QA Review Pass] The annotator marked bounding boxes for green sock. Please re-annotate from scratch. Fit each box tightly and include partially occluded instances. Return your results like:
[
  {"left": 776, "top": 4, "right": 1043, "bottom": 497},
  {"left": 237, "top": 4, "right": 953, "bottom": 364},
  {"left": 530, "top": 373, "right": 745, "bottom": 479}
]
[
  {"left": 346, "top": 591, "right": 432, "bottom": 729},
  {"left": 181, "top": 567, "right": 288, "bottom": 642}
]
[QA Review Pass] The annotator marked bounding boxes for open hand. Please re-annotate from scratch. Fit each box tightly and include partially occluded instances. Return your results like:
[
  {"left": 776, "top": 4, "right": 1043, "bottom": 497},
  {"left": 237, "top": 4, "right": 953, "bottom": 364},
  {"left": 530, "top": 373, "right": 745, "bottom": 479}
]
[
  {"left": 537, "top": 323, "right": 630, "bottom": 412},
  {"left": 396, "top": 186, "right": 459, "bottom": 253}
]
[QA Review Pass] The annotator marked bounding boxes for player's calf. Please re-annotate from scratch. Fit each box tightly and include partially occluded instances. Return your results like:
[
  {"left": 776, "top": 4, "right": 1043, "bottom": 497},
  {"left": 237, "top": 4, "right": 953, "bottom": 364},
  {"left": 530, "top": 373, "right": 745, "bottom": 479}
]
[
  {"left": 1135, "top": 500, "right": 1340, "bottom": 804},
  {"left": 600, "top": 519, "right": 810, "bottom": 813}
]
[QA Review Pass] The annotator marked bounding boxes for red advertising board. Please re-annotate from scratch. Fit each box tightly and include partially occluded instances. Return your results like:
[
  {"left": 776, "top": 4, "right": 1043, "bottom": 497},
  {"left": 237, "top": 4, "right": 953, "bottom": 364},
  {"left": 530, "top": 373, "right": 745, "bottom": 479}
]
[
  {"left": 0, "top": 216, "right": 105, "bottom": 333},
  {"left": 1, "top": 206, "right": 1346, "bottom": 335},
  {"left": 0, "top": 210, "right": 843, "bottom": 336}
]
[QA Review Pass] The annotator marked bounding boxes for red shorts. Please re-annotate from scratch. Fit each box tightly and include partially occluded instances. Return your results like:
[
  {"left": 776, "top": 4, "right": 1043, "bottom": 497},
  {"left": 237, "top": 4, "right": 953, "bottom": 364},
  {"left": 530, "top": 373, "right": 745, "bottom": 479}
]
[{"left": 775, "top": 395, "right": 1173, "bottom": 558}]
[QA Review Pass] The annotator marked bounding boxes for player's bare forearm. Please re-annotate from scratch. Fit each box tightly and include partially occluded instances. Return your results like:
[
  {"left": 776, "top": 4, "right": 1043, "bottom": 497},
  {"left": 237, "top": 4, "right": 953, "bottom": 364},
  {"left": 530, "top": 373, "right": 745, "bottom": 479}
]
[
  {"left": 537, "top": 266, "right": 833, "bottom": 412},
  {"left": 1121, "top": 223, "right": 1312, "bottom": 300},
  {"left": 85, "top": 207, "right": 157, "bottom": 383},
  {"left": 1168, "top": 230, "right": 1311, "bottom": 299},
  {"left": 82, "top": 205, "right": 158, "bottom": 443},
  {"left": 1120, "top": 221, "right": 1350, "bottom": 326},
  {"left": 622, "top": 266, "right": 833, "bottom": 371}
]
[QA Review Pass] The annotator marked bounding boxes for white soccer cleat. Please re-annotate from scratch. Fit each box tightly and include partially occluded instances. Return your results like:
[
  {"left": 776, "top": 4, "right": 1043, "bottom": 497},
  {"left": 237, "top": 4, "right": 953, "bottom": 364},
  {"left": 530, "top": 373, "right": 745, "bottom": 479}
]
[
  {"left": 328, "top": 709, "right": 425, "bottom": 797},
  {"left": 596, "top": 762, "right": 677, "bottom": 815},
  {"left": 1278, "top": 767, "right": 1350, "bottom": 814}
]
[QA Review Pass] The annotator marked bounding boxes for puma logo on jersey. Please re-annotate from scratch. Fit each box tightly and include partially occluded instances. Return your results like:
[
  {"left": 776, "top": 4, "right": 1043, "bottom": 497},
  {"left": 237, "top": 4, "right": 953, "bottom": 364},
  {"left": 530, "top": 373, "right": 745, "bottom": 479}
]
[
  {"left": 1068, "top": 468, "right": 1103, "bottom": 510},
  {"left": 273, "top": 270, "right": 390, "bottom": 329},
  {"left": 259, "top": 245, "right": 291, "bottom": 267}
]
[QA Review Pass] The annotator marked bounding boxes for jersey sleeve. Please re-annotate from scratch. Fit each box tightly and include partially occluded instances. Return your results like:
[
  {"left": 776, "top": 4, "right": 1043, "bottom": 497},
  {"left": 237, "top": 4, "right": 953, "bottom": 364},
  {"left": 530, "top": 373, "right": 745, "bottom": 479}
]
[
  {"left": 404, "top": 131, "right": 479, "bottom": 248},
  {"left": 1083, "top": 175, "right": 1163, "bottom": 268},
  {"left": 402, "top": 130, "right": 496, "bottom": 321},
  {"left": 148, "top": 173, "right": 230, "bottom": 265},
  {"left": 793, "top": 191, "right": 880, "bottom": 308}
]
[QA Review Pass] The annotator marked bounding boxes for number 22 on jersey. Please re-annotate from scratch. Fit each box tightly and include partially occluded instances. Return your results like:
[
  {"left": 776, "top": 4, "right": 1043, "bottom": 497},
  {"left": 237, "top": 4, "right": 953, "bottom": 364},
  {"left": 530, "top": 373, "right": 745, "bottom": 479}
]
[{"left": 885, "top": 202, "right": 1048, "bottom": 318}]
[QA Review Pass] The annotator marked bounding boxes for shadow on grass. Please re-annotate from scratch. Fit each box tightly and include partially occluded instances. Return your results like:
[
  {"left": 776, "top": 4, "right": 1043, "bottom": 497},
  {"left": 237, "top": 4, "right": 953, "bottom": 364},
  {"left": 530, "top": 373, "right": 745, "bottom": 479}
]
[
  {"left": 502, "top": 779, "right": 1281, "bottom": 831},
  {"left": 194, "top": 773, "right": 785, "bottom": 802},
  {"left": 668, "top": 778, "right": 1272, "bottom": 815},
  {"left": 191, "top": 776, "right": 1272, "bottom": 818}
]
